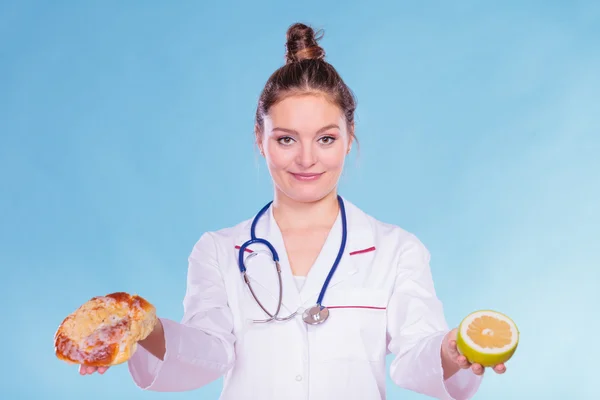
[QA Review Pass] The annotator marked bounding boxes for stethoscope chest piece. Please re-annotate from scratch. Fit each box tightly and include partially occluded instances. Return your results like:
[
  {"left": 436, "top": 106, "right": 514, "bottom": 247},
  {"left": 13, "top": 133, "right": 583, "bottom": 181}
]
[{"left": 302, "top": 305, "right": 329, "bottom": 325}]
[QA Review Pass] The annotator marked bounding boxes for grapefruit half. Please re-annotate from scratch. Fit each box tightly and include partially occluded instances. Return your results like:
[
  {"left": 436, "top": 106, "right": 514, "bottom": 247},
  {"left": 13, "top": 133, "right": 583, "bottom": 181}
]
[{"left": 456, "top": 310, "right": 519, "bottom": 367}]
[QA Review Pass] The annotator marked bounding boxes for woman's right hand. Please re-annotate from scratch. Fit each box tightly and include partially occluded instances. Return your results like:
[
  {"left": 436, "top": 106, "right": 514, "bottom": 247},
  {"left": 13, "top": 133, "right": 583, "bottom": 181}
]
[
  {"left": 79, "top": 365, "right": 109, "bottom": 375},
  {"left": 77, "top": 319, "right": 164, "bottom": 376}
]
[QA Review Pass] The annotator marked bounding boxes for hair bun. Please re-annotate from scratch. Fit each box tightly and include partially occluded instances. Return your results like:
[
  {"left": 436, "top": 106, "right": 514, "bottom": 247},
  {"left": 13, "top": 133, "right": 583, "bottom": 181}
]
[{"left": 285, "top": 23, "right": 325, "bottom": 64}]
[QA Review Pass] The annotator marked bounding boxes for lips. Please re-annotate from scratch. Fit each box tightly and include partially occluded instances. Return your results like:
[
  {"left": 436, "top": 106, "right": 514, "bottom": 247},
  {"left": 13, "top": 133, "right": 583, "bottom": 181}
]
[{"left": 290, "top": 172, "right": 323, "bottom": 181}]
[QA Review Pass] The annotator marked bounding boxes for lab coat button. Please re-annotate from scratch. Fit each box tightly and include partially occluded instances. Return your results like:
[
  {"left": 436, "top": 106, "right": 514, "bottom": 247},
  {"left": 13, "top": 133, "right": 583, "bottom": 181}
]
[{"left": 295, "top": 375, "right": 303, "bottom": 381}]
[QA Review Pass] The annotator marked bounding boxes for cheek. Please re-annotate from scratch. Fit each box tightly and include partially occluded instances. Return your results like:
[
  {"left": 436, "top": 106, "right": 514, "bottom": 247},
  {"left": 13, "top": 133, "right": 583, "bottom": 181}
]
[
  {"left": 266, "top": 147, "right": 294, "bottom": 170},
  {"left": 320, "top": 148, "right": 346, "bottom": 169}
]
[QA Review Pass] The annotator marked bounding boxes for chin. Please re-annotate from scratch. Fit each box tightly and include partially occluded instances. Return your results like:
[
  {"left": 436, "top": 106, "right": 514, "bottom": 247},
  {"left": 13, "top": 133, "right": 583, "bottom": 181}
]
[{"left": 280, "top": 185, "right": 336, "bottom": 204}]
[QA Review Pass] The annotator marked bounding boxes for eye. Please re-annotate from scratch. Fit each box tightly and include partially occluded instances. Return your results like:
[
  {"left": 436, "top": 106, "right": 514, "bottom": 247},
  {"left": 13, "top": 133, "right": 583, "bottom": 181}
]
[
  {"left": 277, "top": 136, "right": 295, "bottom": 145},
  {"left": 319, "top": 136, "right": 336, "bottom": 145}
]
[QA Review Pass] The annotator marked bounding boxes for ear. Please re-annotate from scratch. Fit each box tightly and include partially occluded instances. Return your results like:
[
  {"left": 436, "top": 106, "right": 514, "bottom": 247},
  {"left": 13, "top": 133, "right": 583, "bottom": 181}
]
[
  {"left": 254, "top": 124, "right": 265, "bottom": 157},
  {"left": 346, "top": 122, "right": 355, "bottom": 154}
]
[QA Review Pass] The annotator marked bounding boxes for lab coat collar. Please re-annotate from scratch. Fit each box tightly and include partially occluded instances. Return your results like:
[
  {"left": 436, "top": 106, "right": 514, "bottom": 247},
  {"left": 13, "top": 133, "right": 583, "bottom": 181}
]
[
  {"left": 297, "top": 198, "right": 375, "bottom": 307},
  {"left": 234, "top": 196, "right": 376, "bottom": 313}
]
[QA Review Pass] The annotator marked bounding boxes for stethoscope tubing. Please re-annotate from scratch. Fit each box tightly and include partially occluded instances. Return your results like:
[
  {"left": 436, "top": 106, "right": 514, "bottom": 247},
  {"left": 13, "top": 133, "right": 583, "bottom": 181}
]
[{"left": 238, "top": 195, "right": 347, "bottom": 324}]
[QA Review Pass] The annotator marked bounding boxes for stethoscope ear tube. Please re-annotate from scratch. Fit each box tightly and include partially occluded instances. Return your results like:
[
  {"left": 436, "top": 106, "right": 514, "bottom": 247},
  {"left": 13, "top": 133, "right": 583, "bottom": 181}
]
[
  {"left": 242, "top": 270, "right": 281, "bottom": 323},
  {"left": 242, "top": 260, "right": 297, "bottom": 323}
]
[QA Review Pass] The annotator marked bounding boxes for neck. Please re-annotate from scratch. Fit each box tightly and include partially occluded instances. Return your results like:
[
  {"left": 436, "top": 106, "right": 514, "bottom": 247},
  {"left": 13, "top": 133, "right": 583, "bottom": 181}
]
[{"left": 272, "top": 190, "right": 340, "bottom": 231}]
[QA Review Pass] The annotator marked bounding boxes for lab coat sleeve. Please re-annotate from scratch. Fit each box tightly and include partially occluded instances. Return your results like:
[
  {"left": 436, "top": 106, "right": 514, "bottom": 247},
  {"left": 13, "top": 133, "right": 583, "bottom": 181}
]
[
  {"left": 127, "top": 232, "right": 236, "bottom": 392},
  {"left": 387, "top": 235, "right": 483, "bottom": 400}
]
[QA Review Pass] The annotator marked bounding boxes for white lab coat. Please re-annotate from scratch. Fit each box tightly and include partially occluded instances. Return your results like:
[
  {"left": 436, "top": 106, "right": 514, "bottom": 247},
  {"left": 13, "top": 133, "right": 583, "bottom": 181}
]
[{"left": 127, "top": 198, "right": 483, "bottom": 399}]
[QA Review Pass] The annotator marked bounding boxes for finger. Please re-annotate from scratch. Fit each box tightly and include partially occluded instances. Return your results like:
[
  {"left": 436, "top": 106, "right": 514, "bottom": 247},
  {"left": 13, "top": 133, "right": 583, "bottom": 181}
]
[
  {"left": 493, "top": 364, "right": 506, "bottom": 374},
  {"left": 97, "top": 366, "right": 109, "bottom": 374},
  {"left": 86, "top": 365, "right": 97, "bottom": 375},
  {"left": 447, "top": 339, "right": 457, "bottom": 351},
  {"left": 447, "top": 339, "right": 470, "bottom": 368},
  {"left": 447, "top": 339, "right": 460, "bottom": 358},
  {"left": 457, "top": 355, "right": 471, "bottom": 369},
  {"left": 471, "top": 363, "right": 485, "bottom": 375}
]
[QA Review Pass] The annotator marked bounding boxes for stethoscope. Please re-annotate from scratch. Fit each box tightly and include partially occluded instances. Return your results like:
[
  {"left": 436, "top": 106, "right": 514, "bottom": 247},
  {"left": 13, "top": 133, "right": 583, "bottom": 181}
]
[{"left": 237, "top": 195, "right": 347, "bottom": 325}]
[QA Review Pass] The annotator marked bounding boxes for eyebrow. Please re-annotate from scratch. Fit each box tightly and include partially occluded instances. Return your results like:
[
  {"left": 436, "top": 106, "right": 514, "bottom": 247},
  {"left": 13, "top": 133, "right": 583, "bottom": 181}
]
[{"left": 272, "top": 124, "right": 340, "bottom": 135}]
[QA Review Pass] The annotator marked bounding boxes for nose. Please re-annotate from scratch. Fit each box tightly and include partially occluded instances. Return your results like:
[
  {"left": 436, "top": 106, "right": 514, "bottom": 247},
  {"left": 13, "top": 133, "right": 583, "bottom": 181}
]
[{"left": 296, "top": 142, "right": 317, "bottom": 168}]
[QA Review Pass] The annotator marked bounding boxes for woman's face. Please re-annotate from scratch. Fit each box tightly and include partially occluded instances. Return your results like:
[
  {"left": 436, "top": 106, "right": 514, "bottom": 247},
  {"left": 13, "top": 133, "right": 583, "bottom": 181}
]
[{"left": 257, "top": 93, "right": 353, "bottom": 204}]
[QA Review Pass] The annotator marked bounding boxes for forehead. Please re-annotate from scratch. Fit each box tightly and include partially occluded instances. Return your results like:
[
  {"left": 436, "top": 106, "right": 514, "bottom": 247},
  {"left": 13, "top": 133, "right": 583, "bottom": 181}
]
[{"left": 265, "top": 93, "right": 344, "bottom": 132}]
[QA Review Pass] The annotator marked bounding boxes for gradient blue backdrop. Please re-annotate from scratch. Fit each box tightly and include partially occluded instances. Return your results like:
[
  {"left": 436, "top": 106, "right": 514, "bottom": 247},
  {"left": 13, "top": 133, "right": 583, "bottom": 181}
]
[{"left": 1, "top": 1, "right": 598, "bottom": 399}]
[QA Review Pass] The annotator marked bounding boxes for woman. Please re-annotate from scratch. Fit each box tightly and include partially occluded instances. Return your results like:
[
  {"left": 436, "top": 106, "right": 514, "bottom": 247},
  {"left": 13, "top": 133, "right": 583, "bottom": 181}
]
[{"left": 79, "top": 23, "right": 507, "bottom": 399}]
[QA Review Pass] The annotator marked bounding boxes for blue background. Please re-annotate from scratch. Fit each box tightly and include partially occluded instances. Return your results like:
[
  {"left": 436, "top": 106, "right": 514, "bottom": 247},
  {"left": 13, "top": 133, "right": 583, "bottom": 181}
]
[{"left": 1, "top": 1, "right": 598, "bottom": 399}]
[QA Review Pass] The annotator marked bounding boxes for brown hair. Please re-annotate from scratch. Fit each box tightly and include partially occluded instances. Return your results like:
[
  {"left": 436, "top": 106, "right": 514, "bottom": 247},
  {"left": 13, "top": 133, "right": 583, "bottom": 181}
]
[{"left": 255, "top": 23, "right": 357, "bottom": 143}]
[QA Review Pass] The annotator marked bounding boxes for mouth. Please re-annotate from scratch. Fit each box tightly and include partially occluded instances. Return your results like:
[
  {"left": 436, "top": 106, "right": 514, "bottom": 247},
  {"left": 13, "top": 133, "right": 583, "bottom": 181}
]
[{"left": 289, "top": 172, "right": 324, "bottom": 181}]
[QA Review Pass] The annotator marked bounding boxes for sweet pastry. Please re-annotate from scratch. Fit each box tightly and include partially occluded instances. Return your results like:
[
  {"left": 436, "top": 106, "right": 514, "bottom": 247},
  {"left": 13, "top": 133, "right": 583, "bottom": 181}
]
[{"left": 54, "top": 292, "right": 158, "bottom": 366}]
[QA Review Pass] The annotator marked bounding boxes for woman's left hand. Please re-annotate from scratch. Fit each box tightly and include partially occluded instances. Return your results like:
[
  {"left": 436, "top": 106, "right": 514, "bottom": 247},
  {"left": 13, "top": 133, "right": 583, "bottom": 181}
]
[{"left": 442, "top": 328, "right": 507, "bottom": 376}]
